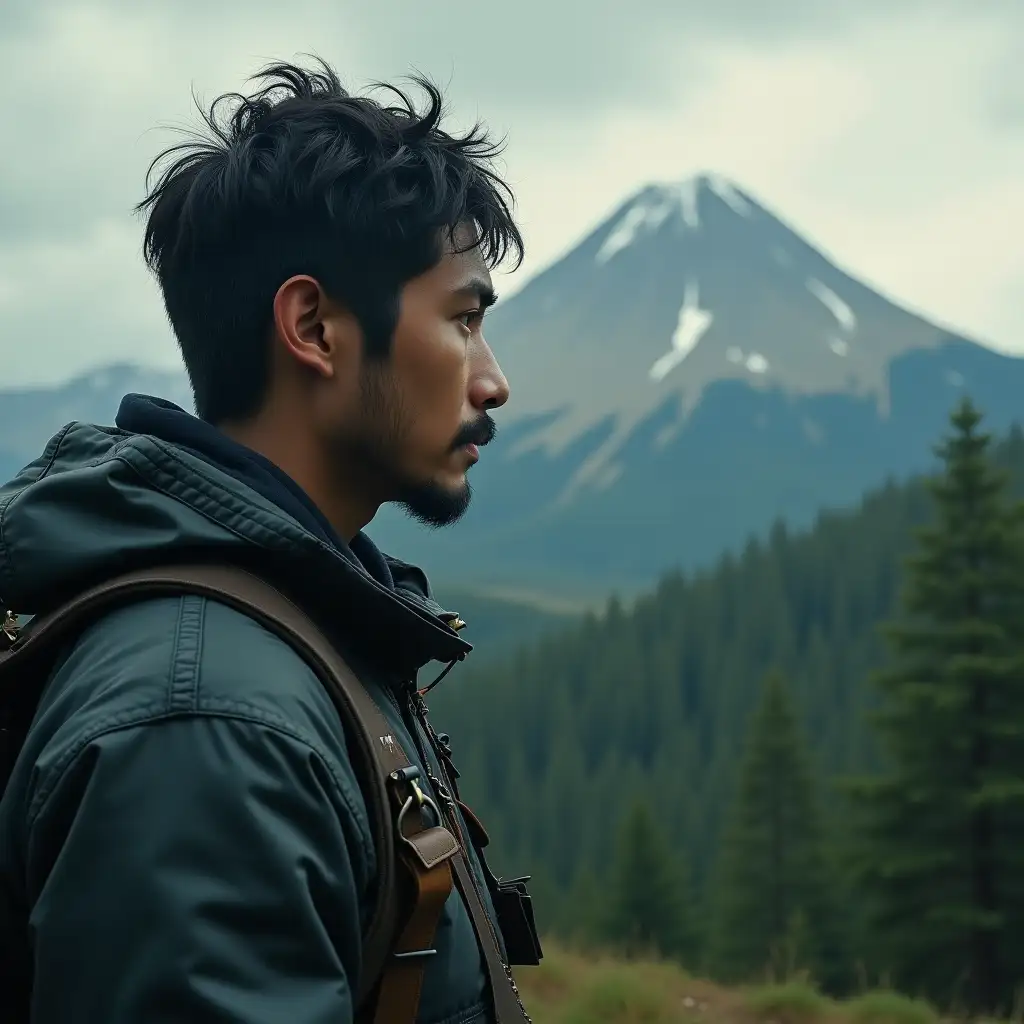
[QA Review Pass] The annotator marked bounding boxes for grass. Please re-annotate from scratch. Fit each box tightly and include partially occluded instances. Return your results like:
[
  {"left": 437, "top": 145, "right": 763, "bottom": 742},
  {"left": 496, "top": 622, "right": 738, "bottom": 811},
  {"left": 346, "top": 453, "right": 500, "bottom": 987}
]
[
  {"left": 843, "top": 991, "right": 938, "bottom": 1024},
  {"left": 516, "top": 947, "right": 704, "bottom": 1024},
  {"left": 511, "top": 944, "right": 958, "bottom": 1024}
]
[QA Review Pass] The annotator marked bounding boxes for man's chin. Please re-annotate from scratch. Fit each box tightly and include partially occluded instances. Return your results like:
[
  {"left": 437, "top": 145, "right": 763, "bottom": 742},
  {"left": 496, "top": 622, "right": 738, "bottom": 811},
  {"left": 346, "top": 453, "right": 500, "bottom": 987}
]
[{"left": 396, "top": 477, "right": 472, "bottom": 528}]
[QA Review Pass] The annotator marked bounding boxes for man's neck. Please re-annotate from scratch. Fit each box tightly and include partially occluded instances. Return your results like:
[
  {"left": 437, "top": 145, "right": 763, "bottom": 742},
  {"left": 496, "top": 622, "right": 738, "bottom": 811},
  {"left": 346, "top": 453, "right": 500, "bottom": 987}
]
[{"left": 218, "top": 417, "right": 376, "bottom": 543}]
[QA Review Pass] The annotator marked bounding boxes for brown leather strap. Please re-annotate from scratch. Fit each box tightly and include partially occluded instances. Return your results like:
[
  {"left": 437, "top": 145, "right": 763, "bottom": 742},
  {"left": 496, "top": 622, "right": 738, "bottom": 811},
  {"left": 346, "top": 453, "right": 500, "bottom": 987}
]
[
  {"left": 371, "top": 786, "right": 459, "bottom": 1022},
  {"left": 374, "top": 853, "right": 453, "bottom": 1023},
  {"left": 0, "top": 563, "right": 459, "bottom": 1021}
]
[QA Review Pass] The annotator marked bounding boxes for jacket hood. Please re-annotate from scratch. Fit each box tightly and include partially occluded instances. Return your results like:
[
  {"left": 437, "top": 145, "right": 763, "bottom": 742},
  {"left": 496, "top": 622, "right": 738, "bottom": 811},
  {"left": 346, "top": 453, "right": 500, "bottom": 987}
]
[{"left": 0, "top": 404, "right": 471, "bottom": 674}]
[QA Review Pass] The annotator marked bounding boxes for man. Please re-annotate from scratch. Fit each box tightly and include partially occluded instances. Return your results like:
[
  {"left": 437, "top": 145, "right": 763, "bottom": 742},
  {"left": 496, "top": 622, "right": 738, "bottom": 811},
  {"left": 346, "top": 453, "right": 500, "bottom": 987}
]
[{"left": 0, "top": 59, "right": 528, "bottom": 1022}]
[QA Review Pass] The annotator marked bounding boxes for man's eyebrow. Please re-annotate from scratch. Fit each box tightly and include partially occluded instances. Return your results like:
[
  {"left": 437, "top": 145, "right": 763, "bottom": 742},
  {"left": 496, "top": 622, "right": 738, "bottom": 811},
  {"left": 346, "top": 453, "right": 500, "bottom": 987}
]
[{"left": 452, "top": 276, "right": 498, "bottom": 309}]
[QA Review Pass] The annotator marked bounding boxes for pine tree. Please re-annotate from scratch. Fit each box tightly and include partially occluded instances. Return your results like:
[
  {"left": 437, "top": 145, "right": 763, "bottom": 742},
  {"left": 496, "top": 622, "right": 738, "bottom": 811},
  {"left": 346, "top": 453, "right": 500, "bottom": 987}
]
[
  {"left": 601, "top": 795, "right": 696, "bottom": 963},
  {"left": 848, "top": 398, "right": 1024, "bottom": 1014},
  {"left": 707, "top": 670, "right": 847, "bottom": 991}
]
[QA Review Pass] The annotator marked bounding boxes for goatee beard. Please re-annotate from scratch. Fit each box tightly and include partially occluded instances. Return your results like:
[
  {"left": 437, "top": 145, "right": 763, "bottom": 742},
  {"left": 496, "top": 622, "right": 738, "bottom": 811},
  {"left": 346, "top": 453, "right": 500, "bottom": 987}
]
[{"left": 396, "top": 477, "right": 473, "bottom": 528}]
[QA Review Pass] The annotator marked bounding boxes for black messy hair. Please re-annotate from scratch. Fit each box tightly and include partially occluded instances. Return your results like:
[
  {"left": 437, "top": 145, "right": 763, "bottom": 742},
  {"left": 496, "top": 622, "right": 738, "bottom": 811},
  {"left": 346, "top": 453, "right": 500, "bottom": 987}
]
[{"left": 137, "top": 57, "right": 524, "bottom": 423}]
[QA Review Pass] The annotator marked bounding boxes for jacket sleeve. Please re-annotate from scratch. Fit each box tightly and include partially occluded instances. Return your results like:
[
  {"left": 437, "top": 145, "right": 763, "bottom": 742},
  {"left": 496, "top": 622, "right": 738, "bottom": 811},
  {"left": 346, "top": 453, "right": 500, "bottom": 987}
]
[{"left": 22, "top": 711, "right": 371, "bottom": 1023}]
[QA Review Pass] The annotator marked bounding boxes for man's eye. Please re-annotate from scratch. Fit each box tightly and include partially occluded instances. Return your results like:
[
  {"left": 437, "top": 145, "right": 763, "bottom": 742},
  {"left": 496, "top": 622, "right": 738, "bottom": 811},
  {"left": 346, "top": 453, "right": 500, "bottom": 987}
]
[{"left": 457, "top": 309, "right": 485, "bottom": 330}]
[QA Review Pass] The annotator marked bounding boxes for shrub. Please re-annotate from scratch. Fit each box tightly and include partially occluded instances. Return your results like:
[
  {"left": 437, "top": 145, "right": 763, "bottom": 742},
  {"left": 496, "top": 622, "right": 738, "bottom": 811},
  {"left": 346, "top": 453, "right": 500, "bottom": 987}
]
[
  {"left": 744, "top": 981, "right": 833, "bottom": 1023},
  {"left": 843, "top": 991, "right": 937, "bottom": 1024}
]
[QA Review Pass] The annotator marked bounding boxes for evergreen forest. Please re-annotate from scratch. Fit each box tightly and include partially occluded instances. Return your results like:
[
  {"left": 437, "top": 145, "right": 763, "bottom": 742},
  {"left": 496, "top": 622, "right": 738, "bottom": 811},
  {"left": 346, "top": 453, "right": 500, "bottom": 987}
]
[{"left": 429, "top": 400, "right": 1024, "bottom": 1015}]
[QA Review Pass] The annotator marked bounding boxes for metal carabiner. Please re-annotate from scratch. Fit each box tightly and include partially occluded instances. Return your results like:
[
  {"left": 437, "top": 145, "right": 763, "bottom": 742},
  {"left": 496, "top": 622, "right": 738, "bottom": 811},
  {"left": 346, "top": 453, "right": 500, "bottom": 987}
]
[{"left": 396, "top": 782, "right": 443, "bottom": 846}]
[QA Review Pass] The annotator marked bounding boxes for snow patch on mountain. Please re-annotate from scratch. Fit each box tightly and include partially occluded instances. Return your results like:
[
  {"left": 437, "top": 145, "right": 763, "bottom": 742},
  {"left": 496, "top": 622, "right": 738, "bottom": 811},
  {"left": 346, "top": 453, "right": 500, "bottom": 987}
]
[
  {"left": 595, "top": 188, "right": 684, "bottom": 264},
  {"left": 596, "top": 205, "right": 654, "bottom": 264},
  {"left": 806, "top": 278, "right": 857, "bottom": 333},
  {"left": 649, "top": 282, "right": 713, "bottom": 381},
  {"left": 678, "top": 178, "right": 700, "bottom": 229},
  {"left": 726, "top": 347, "right": 770, "bottom": 374},
  {"left": 706, "top": 174, "right": 754, "bottom": 217},
  {"left": 595, "top": 175, "right": 760, "bottom": 264}
]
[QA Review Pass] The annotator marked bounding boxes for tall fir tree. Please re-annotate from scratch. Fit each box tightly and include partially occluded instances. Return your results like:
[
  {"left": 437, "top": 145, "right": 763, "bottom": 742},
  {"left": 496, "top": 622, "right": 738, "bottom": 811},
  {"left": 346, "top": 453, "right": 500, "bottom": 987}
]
[
  {"left": 848, "top": 398, "right": 1024, "bottom": 1014},
  {"left": 707, "top": 670, "right": 847, "bottom": 992},
  {"left": 600, "top": 795, "right": 697, "bottom": 964}
]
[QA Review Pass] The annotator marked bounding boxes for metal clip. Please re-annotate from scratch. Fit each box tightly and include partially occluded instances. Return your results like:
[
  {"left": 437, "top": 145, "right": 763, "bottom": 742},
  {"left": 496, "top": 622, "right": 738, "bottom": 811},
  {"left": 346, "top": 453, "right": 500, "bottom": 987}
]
[
  {"left": 393, "top": 947, "right": 438, "bottom": 961},
  {"left": 410, "top": 779, "right": 426, "bottom": 808},
  {"left": 1, "top": 610, "right": 19, "bottom": 646},
  {"left": 396, "top": 784, "right": 442, "bottom": 841}
]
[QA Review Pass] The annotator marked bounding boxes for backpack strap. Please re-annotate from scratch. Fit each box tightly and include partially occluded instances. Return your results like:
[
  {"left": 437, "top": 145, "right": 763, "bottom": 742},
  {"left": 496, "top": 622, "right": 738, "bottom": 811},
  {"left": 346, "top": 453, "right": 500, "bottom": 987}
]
[{"left": 0, "top": 563, "right": 458, "bottom": 1022}]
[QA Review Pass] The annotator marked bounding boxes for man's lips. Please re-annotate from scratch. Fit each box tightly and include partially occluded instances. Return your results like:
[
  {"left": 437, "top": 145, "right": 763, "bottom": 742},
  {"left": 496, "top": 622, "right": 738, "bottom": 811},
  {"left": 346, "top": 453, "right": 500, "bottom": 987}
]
[{"left": 463, "top": 443, "right": 480, "bottom": 463}]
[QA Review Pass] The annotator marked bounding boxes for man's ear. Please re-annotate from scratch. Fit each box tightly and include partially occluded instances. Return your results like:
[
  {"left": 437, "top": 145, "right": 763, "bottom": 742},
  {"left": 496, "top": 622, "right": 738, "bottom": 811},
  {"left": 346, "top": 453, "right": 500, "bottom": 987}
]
[{"left": 272, "top": 275, "right": 361, "bottom": 379}]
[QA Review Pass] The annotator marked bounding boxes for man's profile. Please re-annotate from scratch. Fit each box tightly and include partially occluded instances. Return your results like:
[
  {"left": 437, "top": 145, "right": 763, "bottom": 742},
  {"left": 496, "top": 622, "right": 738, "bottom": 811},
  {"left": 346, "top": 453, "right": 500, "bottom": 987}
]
[{"left": 0, "top": 57, "right": 534, "bottom": 1023}]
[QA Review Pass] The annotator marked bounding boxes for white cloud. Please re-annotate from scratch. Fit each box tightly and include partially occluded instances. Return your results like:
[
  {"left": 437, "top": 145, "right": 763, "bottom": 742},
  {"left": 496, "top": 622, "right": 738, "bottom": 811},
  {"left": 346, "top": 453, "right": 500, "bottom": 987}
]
[
  {"left": 1, "top": 1, "right": 1022, "bottom": 386},
  {"left": 496, "top": 11, "right": 1024, "bottom": 355},
  {"left": 0, "top": 217, "right": 177, "bottom": 372}
]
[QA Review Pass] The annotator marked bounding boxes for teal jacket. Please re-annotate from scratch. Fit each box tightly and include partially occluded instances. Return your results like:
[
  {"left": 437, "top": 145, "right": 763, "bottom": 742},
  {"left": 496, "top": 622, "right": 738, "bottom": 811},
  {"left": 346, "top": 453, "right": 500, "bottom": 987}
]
[{"left": 0, "top": 398, "right": 500, "bottom": 1023}]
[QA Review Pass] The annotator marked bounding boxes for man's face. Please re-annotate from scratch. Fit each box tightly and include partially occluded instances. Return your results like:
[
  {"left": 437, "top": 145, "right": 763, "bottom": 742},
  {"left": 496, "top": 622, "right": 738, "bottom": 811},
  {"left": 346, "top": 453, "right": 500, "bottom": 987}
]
[{"left": 339, "top": 227, "right": 510, "bottom": 527}]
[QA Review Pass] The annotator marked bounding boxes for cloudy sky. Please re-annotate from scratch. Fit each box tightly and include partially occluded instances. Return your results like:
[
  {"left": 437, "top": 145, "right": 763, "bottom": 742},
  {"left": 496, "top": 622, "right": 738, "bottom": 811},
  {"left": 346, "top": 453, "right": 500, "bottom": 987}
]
[{"left": 2, "top": 0, "right": 1023, "bottom": 386}]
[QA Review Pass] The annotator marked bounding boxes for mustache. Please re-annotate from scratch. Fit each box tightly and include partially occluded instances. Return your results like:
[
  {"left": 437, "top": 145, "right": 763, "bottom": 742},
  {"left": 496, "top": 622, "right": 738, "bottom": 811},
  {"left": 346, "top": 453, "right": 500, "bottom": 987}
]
[{"left": 451, "top": 415, "right": 497, "bottom": 450}]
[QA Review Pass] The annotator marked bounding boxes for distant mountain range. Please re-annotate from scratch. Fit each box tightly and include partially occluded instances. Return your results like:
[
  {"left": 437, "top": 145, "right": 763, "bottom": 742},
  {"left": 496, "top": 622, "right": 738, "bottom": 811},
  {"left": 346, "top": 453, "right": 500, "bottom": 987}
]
[{"left": 2, "top": 173, "right": 1022, "bottom": 602}]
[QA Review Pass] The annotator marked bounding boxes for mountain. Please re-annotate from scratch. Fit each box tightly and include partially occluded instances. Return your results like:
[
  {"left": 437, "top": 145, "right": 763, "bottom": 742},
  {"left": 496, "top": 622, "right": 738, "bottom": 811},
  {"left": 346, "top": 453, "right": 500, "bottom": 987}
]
[
  {"left": 2, "top": 173, "right": 1022, "bottom": 599},
  {"left": 371, "top": 174, "right": 1024, "bottom": 596}
]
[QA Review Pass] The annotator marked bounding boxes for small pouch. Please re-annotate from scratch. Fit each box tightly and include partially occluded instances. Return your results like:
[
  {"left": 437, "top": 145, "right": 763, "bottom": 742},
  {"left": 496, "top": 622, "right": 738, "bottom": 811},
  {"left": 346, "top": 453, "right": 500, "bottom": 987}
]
[
  {"left": 491, "top": 875, "right": 543, "bottom": 966},
  {"left": 456, "top": 798, "right": 544, "bottom": 966}
]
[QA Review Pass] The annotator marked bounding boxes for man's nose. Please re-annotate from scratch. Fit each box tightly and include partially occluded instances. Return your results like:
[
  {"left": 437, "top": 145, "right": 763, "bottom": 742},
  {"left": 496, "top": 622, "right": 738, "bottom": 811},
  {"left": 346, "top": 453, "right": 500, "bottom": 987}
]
[{"left": 469, "top": 339, "right": 510, "bottom": 411}]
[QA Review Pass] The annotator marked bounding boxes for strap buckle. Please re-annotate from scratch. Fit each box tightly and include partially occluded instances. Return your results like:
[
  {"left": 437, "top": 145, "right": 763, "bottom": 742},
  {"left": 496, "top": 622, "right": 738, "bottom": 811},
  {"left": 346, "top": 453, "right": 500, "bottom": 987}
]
[{"left": 1, "top": 610, "right": 19, "bottom": 648}]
